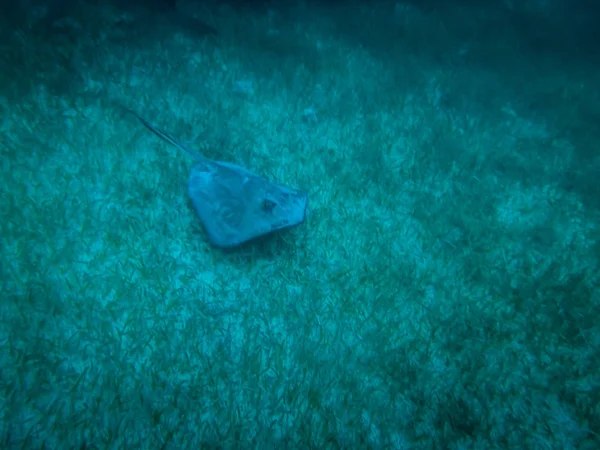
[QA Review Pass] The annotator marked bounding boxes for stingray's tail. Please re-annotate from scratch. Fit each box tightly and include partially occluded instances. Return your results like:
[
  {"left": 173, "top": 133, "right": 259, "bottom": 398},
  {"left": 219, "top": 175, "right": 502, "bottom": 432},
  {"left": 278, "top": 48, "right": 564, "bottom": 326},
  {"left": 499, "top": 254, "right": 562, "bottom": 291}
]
[{"left": 120, "top": 105, "right": 205, "bottom": 161}]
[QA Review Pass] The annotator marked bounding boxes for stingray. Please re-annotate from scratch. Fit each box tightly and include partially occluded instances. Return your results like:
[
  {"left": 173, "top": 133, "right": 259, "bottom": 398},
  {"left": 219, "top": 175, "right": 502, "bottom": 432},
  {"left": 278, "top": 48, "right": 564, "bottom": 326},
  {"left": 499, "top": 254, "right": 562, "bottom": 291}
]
[{"left": 124, "top": 107, "right": 308, "bottom": 248}]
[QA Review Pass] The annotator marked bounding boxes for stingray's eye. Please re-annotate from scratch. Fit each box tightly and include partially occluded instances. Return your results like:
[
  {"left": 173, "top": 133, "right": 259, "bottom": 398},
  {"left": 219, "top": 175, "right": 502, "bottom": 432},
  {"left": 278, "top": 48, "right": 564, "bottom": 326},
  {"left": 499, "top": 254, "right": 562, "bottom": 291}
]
[{"left": 262, "top": 199, "right": 277, "bottom": 212}]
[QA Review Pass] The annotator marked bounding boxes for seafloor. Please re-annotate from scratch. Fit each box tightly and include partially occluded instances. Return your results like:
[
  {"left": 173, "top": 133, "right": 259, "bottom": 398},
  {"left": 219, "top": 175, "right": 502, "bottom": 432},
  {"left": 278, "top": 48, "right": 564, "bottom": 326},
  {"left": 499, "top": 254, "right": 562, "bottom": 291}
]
[{"left": 1, "top": 0, "right": 598, "bottom": 448}]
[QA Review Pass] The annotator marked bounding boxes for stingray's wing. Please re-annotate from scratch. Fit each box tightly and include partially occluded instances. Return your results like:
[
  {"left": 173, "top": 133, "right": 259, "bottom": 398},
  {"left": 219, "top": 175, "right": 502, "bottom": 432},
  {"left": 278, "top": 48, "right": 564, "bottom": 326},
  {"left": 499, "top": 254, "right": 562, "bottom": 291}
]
[{"left": 187, "top": 161, "right": 308, "bottom": 247}]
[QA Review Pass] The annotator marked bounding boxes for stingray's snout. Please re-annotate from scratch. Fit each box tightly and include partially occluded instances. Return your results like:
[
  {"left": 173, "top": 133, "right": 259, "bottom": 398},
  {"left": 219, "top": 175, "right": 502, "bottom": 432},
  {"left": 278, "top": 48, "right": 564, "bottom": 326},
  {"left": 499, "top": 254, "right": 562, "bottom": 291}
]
[
  {"left": 290, "top": 189, "right": 308, "bottom": 226},
  {"left": 299, "top": 191, "right": 308, "bottom": 222}
]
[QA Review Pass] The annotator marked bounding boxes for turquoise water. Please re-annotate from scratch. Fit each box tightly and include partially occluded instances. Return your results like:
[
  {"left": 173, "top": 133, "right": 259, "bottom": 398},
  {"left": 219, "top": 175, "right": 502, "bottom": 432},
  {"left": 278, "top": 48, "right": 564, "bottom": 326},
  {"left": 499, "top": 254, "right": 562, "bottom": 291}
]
[{"left": 0, "top": 0, "right": 598, "bottom": 448}]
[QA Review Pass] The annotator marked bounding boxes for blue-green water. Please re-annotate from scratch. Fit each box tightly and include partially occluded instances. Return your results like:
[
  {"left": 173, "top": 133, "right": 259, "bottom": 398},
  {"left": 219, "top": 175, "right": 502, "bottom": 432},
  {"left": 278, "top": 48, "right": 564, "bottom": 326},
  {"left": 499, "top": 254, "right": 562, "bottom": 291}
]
[{"left": 0, "top": 0, "right": 598, "bottom": 448}]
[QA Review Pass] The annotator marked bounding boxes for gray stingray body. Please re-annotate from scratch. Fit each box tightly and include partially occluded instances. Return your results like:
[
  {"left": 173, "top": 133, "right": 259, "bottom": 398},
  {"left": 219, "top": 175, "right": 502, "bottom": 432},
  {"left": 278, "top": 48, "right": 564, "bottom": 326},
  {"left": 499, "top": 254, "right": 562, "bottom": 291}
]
[{"left": 125, "top": 108, "right": 308, "bottom": 248}]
